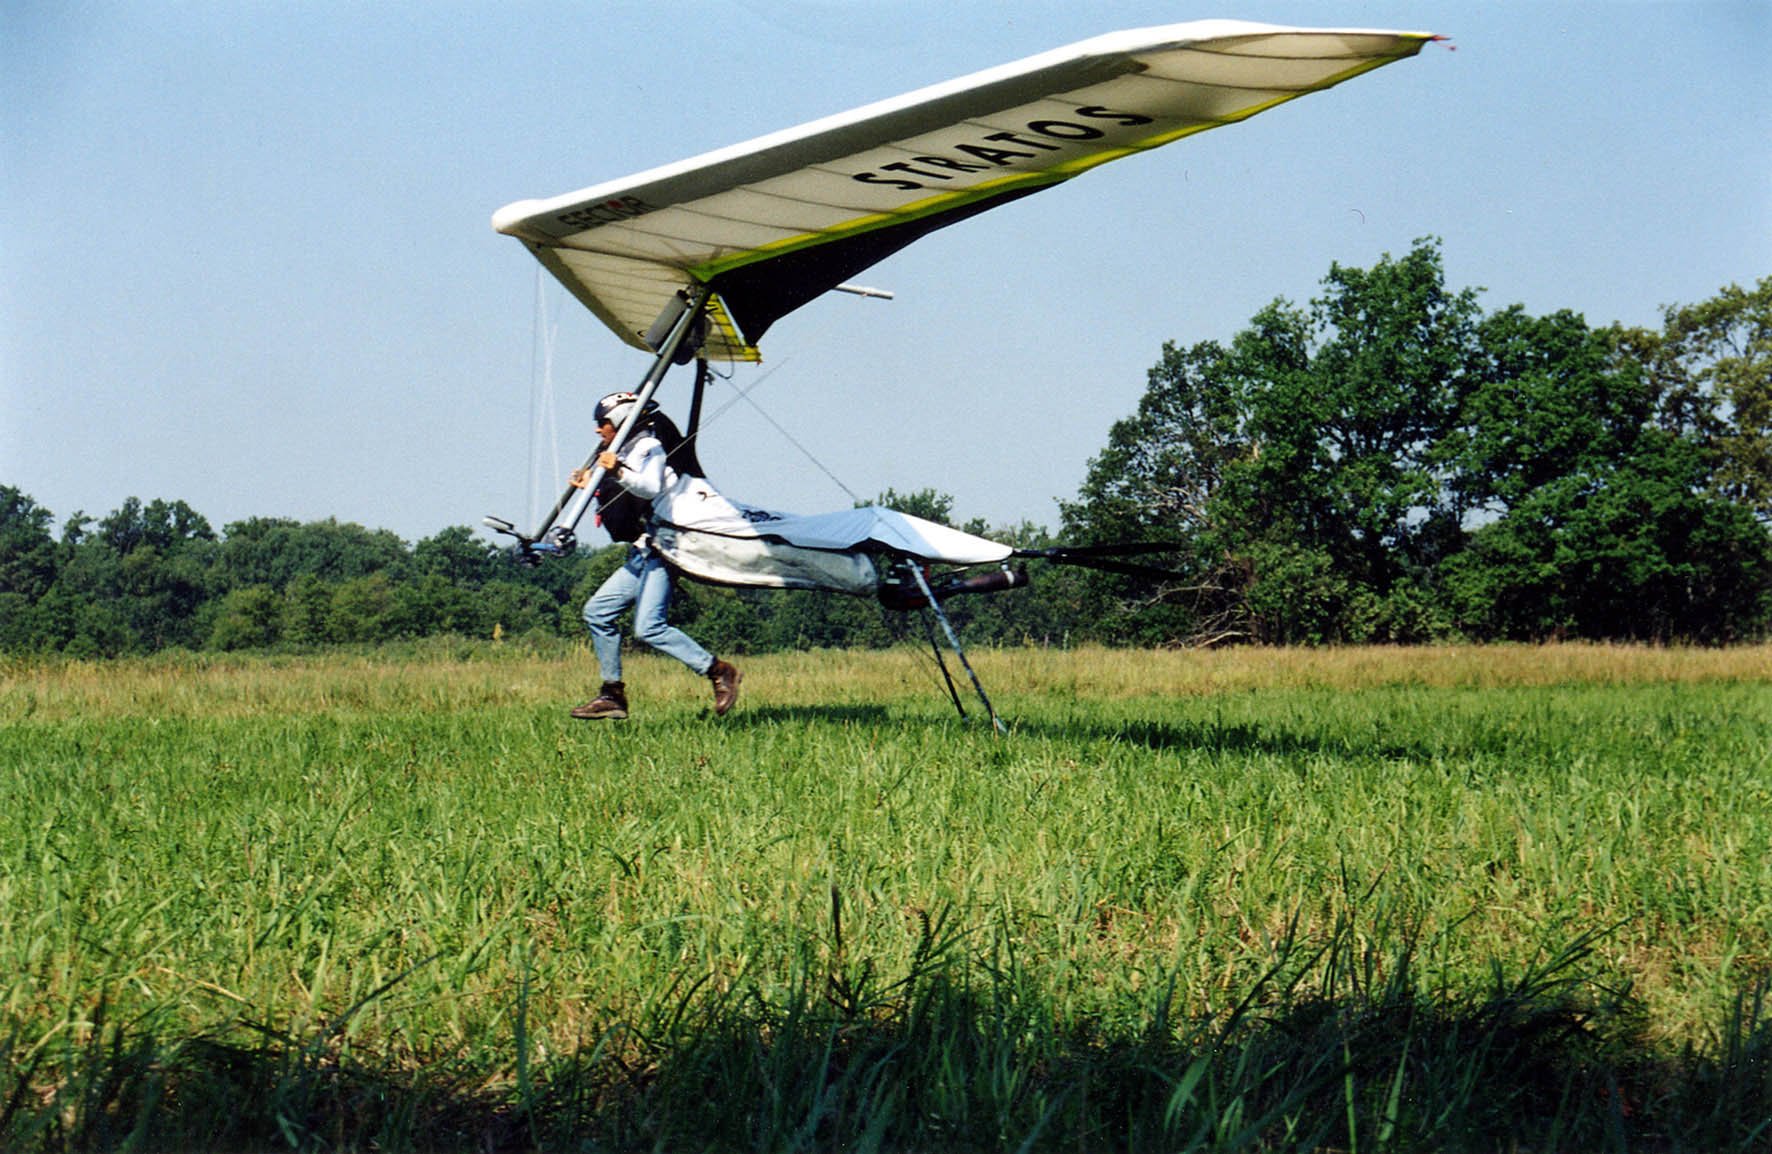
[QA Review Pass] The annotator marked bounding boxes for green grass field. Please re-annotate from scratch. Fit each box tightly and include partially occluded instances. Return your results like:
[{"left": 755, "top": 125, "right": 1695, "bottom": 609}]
[{"left": 3, "top": 643, "right": 1768, "bottom": 1151}]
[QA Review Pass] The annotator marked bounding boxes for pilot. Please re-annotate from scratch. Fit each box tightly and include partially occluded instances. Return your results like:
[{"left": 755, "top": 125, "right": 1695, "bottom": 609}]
[{"left": 565, "top": 391, "right": 741, "bottom": 720}]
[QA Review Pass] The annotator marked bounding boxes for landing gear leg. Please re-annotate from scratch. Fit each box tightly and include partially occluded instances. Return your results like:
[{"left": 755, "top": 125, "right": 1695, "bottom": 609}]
[{"left": 907, "top": 564, "right": 1005, "bottom": 734}]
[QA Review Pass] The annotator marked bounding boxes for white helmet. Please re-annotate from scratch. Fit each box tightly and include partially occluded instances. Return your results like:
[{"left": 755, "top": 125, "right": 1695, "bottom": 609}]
[{"left": 594, "top": 391, "right": 657, "bottom": 428}]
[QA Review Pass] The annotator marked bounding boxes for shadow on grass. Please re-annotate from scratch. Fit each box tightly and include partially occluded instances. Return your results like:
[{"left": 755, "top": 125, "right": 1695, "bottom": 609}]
[
  {"left": 963, "top": 712, "right": 1454, "bottom": 770},
  {"left": 723, "top": 704, "right": 1434, "bottom": 764},
  {"left": 723, "top": 703, "right": 896, "bottom": 728},
  {"left": 8, "top": 918, "right": 1767, "bottom": 1153}
]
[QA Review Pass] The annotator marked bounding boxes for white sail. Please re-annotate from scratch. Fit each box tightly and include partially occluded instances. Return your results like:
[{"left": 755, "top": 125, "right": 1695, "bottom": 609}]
[
  {"left": 651, "top": 505, "right": 1013, "bottom": 593},
  {"left": 493, "top": 21, "right": 1435, "bottom": 361}
]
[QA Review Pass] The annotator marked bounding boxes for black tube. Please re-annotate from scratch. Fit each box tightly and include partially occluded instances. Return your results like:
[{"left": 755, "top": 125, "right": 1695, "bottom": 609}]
[{"left": 878, "top": 567, "right": 1026, "bottom": 612}]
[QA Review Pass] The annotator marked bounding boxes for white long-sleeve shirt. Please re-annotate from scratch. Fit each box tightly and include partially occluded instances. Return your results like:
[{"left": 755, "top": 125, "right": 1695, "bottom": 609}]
[{"left": 613, "top": 434, "right": 749, "bottom": 536}]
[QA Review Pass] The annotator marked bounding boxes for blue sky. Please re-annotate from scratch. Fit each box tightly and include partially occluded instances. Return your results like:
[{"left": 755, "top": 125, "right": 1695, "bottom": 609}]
[{"left": 5, "top": 2, "right": 1768, "bottom": 546}]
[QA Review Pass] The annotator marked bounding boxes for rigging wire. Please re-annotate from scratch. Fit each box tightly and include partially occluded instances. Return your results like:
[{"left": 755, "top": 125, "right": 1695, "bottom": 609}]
[
  {"left": 686, "top": 349, "right": 871, "bottom": 507},
  {"left": 690, "top": 352, "right": 933, "bottom": 560},
  {"left": 675, "top": 354, "right": 859, "bottom": 503},
  {"left": 723, "top": 376, "right": 864, "bottom": 508},
  {"left": 526, "top": 268, "right": 563, "bottom": 531}
]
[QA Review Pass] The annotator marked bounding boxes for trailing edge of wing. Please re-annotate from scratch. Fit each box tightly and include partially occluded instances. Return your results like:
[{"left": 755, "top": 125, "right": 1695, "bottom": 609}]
[{"left": 494, "top": 20, "right": 1436, "bottom": 362}]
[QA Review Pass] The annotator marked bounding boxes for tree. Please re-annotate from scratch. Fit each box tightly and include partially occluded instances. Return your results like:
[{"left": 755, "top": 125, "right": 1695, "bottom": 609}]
[
  {"left": 0, "top": 487, "right": 60, "bottom": 602},
  {"left": 1061, "top": 335, "right": 1253, "bottom": 644},
  {"left": 208, "top": 585, "right": 284, "bottom": 650},
  {"left": 1449, "top": 308, "right": 1653, "bottom": 514},
  {"left": 874, "top": 487, "right": 955, "bottom": 526},
  {"left": 1062, "top": 245, "right": 1770, "bottom": 644},
  {"left": 0, "top": 488, "right": 62, "bottom": 651},
  {"left": 35, "top": 496, "right": 223, "bottom": 653},
  {"left": 217, "top": 516, "right": 406, "bottom": 590},
  {"left": 1444, "top": 432, "right": 1770, "bottom": 641},
  {"left": 1656, "top": 277, "right": 1772, "bottom": 522},
  {"left": 479, "top": 580, "right": 562, "bottom": 639},
  {"left": 394, "top": 573, "right": 479, "bottom": 637},
  {"left": 1065, "top": 239, "right": 1480, "bottom": 643},
  {"left": 327, "top": 573, "right": 400, "bottom": 644},
  {"left": 1442, "top": 291, "right": 1771, "bottom": 641},
  {"left": 97, "top": 497, "right": 214, "bottom": 556},
  {"left": 410, "top": 526, "right": 499, "bottom": 586},
  {"left": 1293, "top": 243, "right": 1478, "bottom": 592},
  {"left": 280, "top": 574, "right": 333, "bottom": 647}
]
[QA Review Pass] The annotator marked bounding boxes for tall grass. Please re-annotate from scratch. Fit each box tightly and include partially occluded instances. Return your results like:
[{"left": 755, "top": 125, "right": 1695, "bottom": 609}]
[{"left": 2, "top": 643, "right": 1768, "bottom": 1150}]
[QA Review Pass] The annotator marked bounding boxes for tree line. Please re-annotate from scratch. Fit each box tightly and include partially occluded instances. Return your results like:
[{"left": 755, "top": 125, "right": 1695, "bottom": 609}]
[
  {"left": 3, "top": 241, "right": 1766, "bottom": 657},
  {"left": 0, "top": 485, "right": 1072, "bottom": 658}
]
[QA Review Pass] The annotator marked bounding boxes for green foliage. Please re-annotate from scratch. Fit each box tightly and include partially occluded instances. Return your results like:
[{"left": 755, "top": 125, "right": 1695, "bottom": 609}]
[
  {"left": 206, "top": 584, "right": 284, "bottom": 651},
  {"left": 0, "top": 489, "right": 62, "bottom": 652},
  {"left": 1066, "top": 241, "right": 1487, "bottom": 644},
  {"left": 215, "top": 515, "right": 407, "bottom": 589},
  {"left": 1435, "top": 306, "right": 1772, "bottom": 640},
  {"left": 0, "top": 498, "right": 622, "bottom": 655},
  {"left": 1059, "top": 338, "right": 1246, "bottom": 645},
  {"left": 0, "top": 486, "right": 60, "bottom": 603},
  {"left": 1065, "top": 240, "right": 1771, "bottom": 643},
  {"left": 1445, "top": 433, "right": 1772, "bottom": 640},
  {"left": 1656, "top": 276, "right": 1772, "bottom": 520},
  {"left": 872, "top": 485, "right": 955, "bottom": 525},
  {"left": 1452, "top": 307, "right": 1648, "bottom": 510},
  {"left": 408, "top": 524, "right": 500, "bottom": 585},
  {"left": 96, "top": 495, "right": 214, "bottom": 556}
]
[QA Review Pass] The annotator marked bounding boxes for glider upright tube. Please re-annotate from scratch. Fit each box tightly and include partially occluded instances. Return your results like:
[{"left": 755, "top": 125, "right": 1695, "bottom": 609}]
[{"left": 530, "top": 285, "right": 712, "bottom": 549}]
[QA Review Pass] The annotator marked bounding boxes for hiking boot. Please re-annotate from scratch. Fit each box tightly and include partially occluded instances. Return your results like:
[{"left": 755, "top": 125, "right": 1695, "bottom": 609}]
[
  {"left": 571, "top": 681, "right": 628, "bottom": 720},
  {"left": 707, "top": 659, "right": 741, "bottom": 716}
]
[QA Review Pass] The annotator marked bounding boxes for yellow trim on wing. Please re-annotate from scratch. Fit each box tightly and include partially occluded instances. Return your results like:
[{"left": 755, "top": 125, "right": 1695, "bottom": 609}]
[{"left": 702, "top": 294, "right": 762, "bottom": 362}]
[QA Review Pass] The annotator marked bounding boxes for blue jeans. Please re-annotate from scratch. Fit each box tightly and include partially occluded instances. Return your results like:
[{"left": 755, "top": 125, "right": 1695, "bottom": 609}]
[{"left": 582, "top": 548, "right": 713, "bottom": 682}]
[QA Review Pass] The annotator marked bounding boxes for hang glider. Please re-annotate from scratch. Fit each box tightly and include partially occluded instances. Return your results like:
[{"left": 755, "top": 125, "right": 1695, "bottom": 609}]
[
  {"left": 492, "top": 20, "right": 1437, "bottom": 362},
  {"left": 486, "top": 20, "right": 1437, "bottom": 726}
]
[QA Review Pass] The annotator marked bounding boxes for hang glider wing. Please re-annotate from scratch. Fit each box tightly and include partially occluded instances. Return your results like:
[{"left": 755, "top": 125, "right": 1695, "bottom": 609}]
[{"left": 493, "top": 20, "right": 1436, "bottom": 362}]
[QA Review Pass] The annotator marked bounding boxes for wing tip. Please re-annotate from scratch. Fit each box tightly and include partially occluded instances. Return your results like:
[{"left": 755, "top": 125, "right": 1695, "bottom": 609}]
[{"left": 491, "top": 200, "right": 544, "bottom": 235}]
